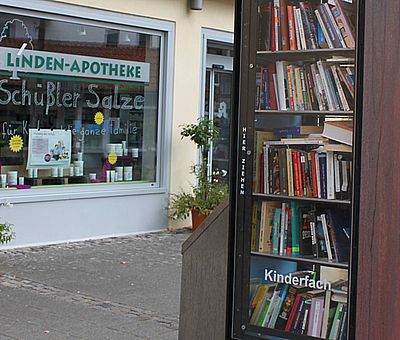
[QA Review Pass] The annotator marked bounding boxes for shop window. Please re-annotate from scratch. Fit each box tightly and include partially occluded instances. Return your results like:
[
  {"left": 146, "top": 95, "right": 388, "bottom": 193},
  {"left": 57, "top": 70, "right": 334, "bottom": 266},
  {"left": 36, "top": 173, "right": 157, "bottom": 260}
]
[{"left": 0, "top": 13, "right": 162, "bottom": 188}]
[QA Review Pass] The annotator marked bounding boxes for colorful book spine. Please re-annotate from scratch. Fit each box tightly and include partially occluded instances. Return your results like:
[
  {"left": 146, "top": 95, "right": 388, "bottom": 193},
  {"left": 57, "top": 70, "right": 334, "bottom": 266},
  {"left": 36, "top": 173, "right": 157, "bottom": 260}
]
[
  {"left": 291, "top": 202, "right": 300, "bottom": 256},
  {"left": 287, "top": 5, "right": 297, "bottom": 50},
  {"left": 299, "top": 2, "right": 318, "bottom": 49},
  {"left": 334, "top": 0, "right": 355, "bottom": 47}
]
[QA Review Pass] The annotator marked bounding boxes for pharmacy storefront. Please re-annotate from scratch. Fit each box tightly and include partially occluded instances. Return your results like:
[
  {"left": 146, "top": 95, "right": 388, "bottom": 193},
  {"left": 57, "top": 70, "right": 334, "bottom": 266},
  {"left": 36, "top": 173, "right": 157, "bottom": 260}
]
[{"left": 0, "top": 1, "right": 174, "bottom": 247}]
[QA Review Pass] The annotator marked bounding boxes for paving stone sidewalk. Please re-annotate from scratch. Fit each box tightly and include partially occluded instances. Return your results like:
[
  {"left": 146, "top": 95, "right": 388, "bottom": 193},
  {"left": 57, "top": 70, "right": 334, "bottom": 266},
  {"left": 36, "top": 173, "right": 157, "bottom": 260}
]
[{"left": 0, "top": 230, "right": 190, "bottom": 340}]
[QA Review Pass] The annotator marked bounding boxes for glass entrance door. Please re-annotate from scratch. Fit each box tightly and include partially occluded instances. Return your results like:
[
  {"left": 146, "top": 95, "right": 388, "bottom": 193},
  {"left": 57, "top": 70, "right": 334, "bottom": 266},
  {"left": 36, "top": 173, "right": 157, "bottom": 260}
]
[{"left": 205, "top": 68, "right": 233, "bottom": 185}]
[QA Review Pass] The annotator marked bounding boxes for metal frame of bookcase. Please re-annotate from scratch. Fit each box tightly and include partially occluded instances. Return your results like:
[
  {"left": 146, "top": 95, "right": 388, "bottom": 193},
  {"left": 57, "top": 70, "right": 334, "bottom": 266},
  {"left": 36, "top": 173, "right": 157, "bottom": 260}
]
[{"left": 228, "top": 0, "right": 365, "bottom": 339}]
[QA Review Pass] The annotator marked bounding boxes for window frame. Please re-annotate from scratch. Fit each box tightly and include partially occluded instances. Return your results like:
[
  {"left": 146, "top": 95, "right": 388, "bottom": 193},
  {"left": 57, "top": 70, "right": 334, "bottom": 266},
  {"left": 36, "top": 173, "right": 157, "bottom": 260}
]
[{"left": 0, "top": 0, "right": 175, "bottom": 203}]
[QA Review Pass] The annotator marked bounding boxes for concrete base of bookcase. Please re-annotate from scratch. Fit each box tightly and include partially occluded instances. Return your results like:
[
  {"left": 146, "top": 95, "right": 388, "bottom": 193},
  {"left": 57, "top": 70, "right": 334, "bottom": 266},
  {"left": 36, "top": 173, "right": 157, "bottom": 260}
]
[{"left": 179, "top": 198, "right": 229, "bottom": 340}]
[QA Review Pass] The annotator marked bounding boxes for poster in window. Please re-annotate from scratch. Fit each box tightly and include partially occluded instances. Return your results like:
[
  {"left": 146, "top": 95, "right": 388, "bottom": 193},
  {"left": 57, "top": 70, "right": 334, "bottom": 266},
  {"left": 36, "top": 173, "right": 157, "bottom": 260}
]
[{"left": 27, "top": 129, "right": 72, "bottom": 169}]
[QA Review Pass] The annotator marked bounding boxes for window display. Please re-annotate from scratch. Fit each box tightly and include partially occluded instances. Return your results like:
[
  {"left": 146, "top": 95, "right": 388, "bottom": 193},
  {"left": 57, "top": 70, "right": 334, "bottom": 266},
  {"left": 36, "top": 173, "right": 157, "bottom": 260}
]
[{"left": 0, "top": 13, "right": 162, "bottom": 189}]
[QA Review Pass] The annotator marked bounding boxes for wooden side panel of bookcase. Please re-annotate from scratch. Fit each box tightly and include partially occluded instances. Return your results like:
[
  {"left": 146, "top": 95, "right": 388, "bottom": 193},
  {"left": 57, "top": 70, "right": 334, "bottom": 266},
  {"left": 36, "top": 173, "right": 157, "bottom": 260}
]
[
  {"left": 355, "top": 0, "right": 400, "bottom": 338},
  {"left": 179, "top": 199, "right": 230, "bottom": 340}
]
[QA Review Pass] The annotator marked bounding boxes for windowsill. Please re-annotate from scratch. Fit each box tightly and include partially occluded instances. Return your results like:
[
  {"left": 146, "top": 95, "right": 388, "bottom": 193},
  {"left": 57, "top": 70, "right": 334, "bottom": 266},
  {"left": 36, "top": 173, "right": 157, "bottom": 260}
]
[{"left": 0, "top": 182, "right": 167, "bottom": 204}]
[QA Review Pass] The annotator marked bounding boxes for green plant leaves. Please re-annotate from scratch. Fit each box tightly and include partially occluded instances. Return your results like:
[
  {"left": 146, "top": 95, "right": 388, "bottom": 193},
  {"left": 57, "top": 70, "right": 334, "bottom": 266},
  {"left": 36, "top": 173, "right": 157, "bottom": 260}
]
[
  {"left": 0, "top": 222, "right": 14, "bottom": 244},
  {"left": 169, "top": 117, "right": 228, "bottom": 221}
]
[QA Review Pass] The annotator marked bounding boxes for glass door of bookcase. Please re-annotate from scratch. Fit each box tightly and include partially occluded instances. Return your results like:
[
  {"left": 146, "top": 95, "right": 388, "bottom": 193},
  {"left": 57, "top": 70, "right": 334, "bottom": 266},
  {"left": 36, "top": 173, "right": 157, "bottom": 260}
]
[{"left": 232, "top": 0, "right": 359, "bottom": 339}]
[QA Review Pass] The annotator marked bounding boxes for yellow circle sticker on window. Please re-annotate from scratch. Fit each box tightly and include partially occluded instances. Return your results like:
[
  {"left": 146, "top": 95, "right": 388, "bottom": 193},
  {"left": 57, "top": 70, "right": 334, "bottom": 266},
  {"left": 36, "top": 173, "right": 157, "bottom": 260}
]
[
  {"left": 9, "top": 135, "right": 23, "bottom": 153},
  {"left": 108, "top": 152, "right": 118, "bottom": 165},
  {"left": 94, "top": 112, "right": 104, "bottom": 125}
]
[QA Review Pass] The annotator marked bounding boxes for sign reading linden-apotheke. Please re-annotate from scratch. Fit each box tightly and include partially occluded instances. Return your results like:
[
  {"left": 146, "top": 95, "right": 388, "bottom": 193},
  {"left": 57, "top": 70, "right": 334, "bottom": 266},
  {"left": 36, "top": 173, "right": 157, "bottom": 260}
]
[{"left": 0, "top": 47, "right": 150, "bottom": 83}]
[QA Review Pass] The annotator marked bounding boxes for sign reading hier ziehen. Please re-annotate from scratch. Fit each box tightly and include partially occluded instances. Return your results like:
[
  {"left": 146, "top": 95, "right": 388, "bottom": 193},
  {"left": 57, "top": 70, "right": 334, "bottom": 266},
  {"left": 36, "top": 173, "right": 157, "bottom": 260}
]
[{"left": 0, "top": 47, "right": 150, "bottom": 83}]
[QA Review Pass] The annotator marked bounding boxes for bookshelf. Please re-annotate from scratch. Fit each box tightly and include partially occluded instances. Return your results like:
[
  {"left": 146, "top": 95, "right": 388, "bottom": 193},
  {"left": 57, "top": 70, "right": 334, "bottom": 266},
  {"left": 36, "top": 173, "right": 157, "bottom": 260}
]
[{"left": 231, "top": 0, "right": 359, "bottom": 339}]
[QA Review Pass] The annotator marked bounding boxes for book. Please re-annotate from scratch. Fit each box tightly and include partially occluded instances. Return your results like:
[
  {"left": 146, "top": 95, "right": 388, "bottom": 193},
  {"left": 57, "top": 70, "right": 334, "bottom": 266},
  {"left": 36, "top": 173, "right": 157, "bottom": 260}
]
[
  {"left": 293, "top": 6, "right": 302, "bottom": 50},
  {"left": 307, "top": 297, "right": 325, "bottom": 337},
  {"left": 317, "top": 60, "right": 336, "bottom": 111},
  {"left": 254, "top": 130, "right": 275, "bottom": 192},
  {"left": 300, "top": 299, "right": 312, "bottom": 334},
  {"left": 290, "top": 202, "right": 300, "bottom": 256},
  {"left": 276, "top": 61, "right": 288, "bottom": 110},
  {"left": 259, "top": 201, "right": 281, "bottom": 253},
  {"left": 257, "top": 3, "right": 273, "bottom": 51},
  {"left": 256, "top": 285, "right": 279, "bottom": 326},
  {"left": 327, "top": 69, "right": 341, "bottom": 111},
  {"left": 320, "top": 213, "right": 334, "bottom": 260},
  {"left": 275, "top": 285, "right": 301, "bottom": 329},
  {"left": 287, "top": 148, "right": 294, "bottom": 196},
  {"left": 250, "top": 284, "right": 273, "bottom": 324},
  {"left": 280, "top": 0, "right": 289, "bottom": 50},
  {"left": 319, "top": 152, "right": 327, "bottom": 199},
  {"left": 309, "top": 210, "right": 319, "bottom": 257},
  {"left": 287, "top": 5, "right": 297, "bottom": 50},
  {"left": 292, "top": 296, "right": 306, "bottom": 332},
  {"left": 338, "top": 305, "right": 348, "bottom": 340},
  {"left": 299, "top": 209, "right": 313, "bottom": 256},
  {"left": 272, "top": 208, "right": 282, "bottom": 254},
  {"left": 273, "top": 125, "right": 323, "bottom": 136},
  {"left": 316, "top": 215, "right": 329, "bottom": 258},
  {"left": 315, "top": 8, "right": 334, "bottom": 48},
  {"left": 278, "top": 148, "right": 288, "bottom": 195},
  {"left": 326, "top": 151, "right": 335, "bottom": 199},
  {"left": 279, "top": 202, "right": 287, "bottom": 255},
  {"left": 322, "top": 3, "right": 346, "bottom": 48},
  {"left": 299, "top": 2, "right": 318, "bottom": 49},
  {"left": 273, "top": 0, "right": 280, "bottom": 51},
  {"left": 268, "top": 64, "right": 279, "bottom": 109},
  {"left": 322, "top": 120, "right": 353, "bottom": 146},
  {"left": 319, "top": 3, "right": 342, "bottom": 48},
  {"left": 328, "top": 302, "right": 345, "bottom": 339},
  {"left": 251, "top": 204, "right": 259, "bottom": 251},
  {"left": 295, "top": 7, "right": 307, "bottom": 50},
  {"left": 332, "top": 0, "right": 355, "bottom": 48},
  {"left": 321, "top": 289, "right": 333, "bottom": 338},
  {"left": 285, "top": 294, "right": 302, "bottom": 331},
  {"left": 327, "top": 208, "right": 351, "bottom": 263},
  {"left": 265, "top": 283, "right": 289, "bottom": 327},
  {"left": 331, "top": 65, "right": 350, "bottom": 111}
]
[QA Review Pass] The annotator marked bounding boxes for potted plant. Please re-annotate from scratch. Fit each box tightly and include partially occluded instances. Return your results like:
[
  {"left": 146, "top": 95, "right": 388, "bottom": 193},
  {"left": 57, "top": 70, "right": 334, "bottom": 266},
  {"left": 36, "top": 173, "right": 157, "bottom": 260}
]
[{"left": 169, "top": 118, "right": 228, "bottom": 230}]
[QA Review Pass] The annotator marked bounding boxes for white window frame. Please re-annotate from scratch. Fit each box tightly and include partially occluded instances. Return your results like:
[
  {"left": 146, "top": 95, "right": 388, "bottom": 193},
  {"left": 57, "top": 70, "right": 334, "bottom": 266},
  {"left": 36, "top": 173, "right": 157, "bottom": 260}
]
[{"left": 0, "top": 0, "right": 175, "bottom": 204}]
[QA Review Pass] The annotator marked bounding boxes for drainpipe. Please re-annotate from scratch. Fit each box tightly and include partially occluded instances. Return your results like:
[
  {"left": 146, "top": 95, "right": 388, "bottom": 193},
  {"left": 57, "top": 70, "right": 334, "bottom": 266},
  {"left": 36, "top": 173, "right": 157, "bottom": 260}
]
[{"left": 190, "top": 0, "right": 203, "bottom": 10}]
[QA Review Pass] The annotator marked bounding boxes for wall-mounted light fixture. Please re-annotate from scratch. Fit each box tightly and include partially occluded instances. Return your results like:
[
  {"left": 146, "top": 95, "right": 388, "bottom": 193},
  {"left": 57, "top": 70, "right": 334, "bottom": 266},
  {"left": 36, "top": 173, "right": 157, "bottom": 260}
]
[{"left": 190, "top": 0, "right": 203, "bottom": 10}]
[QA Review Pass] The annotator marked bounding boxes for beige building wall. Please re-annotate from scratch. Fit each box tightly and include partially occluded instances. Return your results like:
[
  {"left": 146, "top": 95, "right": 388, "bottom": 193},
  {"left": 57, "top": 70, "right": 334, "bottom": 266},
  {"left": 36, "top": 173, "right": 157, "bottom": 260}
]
[{"left": 53, "top": 0, "right": 235, "bottom": 227}]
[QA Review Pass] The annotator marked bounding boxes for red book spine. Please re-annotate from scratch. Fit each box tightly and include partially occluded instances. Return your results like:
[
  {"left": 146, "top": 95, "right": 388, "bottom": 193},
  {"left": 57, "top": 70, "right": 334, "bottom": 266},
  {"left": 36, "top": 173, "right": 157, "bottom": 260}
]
[
  {"left": 310, "top": 152, "right": 318, "bottom": 198},
  {"left": 271, "top": 6, "right": 276, "bottom": 52},
  {"left": 300, "top": 152, "right": 307, "bottom": 197},
  {"left": 287, "top": 5, "right": 297, "bottom": 50},
  {"left": 267, "top": 64, "right": 278, "bottom": 110},
  {"left": 280, "top": 0, "right": 289, "bottom": 51},
  {"left": 285, "top": 294, "right": 302, "bottom": 332},
  {"left": 293, "top": 151, "right": 301, "bottom": 196}
]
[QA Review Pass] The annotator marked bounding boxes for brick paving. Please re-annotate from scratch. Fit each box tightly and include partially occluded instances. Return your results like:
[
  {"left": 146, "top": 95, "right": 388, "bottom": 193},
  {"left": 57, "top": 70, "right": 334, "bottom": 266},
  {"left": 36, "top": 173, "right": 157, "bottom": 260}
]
[{"left": 0, "top": 230, "right": 190, "bottom": 340}]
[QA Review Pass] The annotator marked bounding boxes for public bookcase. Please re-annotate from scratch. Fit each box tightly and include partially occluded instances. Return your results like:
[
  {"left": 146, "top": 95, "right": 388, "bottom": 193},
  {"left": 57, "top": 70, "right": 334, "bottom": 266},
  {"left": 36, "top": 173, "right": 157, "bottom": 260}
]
[{"left": 231, "top": 0, "right": 362, "bottom": 339}]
